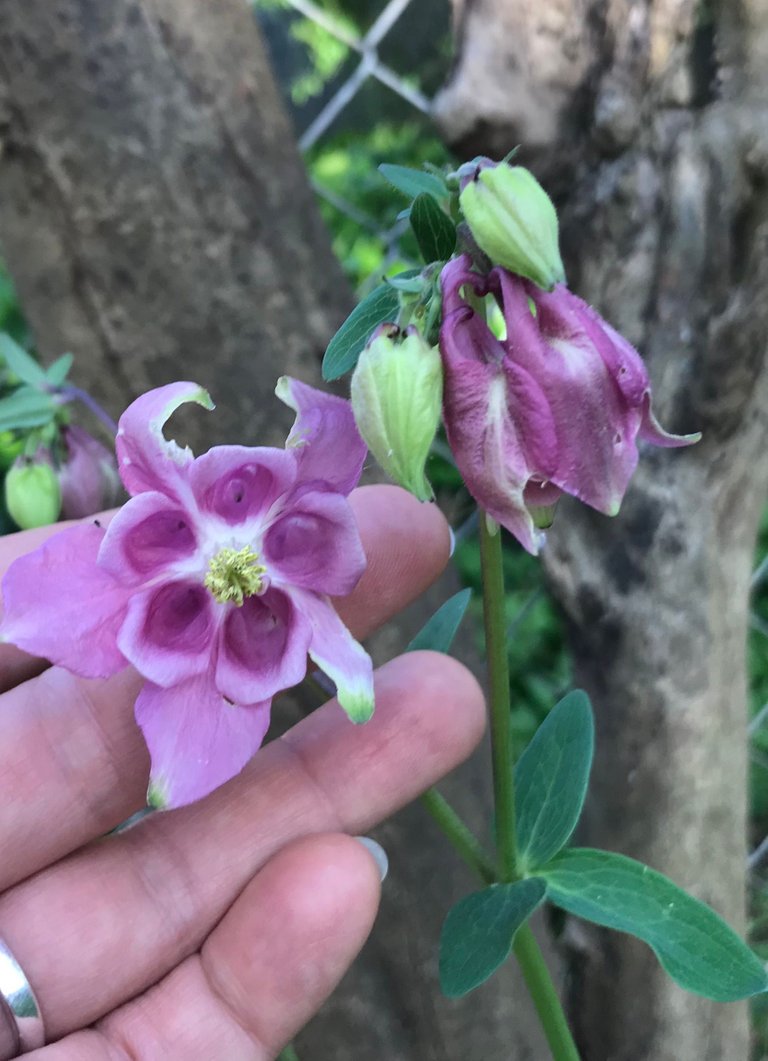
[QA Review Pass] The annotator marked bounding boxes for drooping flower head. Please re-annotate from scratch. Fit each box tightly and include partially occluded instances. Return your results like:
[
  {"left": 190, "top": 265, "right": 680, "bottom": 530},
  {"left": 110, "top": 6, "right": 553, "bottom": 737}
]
[
  {"left": 1, "top": 379, "right": 373, "bottom": 808},
  {"left": 439, "top": 255, "right": 699, "bottom": 553}
]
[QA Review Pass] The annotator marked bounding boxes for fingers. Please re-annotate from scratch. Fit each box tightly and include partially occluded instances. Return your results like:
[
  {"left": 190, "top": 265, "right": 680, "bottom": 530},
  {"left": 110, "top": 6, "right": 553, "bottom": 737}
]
[
  {"left": 0, "top": 652, "right": 485, "bottom": 1037},
  {"left": 0, "top": 486, "right": 452, "bottom": 890},
  {"left": 32, "top": 835, "right": 381, "bottom": 1060},
  {"left": 33, "top": 836, "right": 381, "bottom": 1061},
  {"left": 338, "top": 486, "right": 451, "bottom": 636}
]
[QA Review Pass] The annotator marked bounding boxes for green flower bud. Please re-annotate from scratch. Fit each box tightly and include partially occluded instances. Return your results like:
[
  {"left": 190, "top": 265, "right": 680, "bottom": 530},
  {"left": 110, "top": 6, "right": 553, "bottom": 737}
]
[
  {"left": 0, "top": 431, "right": 24, "bottom": 472},
  {"left": 459, "top": 160, "right": 565, "bottom": 290},
  {"left": 351, "top": 324, "right": 443, "bottom": 502},
  {"left": 5, "top": 453, "right": 61, "bottom": 529}
]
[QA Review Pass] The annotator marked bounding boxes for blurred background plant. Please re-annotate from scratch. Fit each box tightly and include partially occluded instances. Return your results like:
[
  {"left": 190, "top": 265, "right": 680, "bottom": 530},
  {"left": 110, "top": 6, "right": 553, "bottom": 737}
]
[{"left": 0, "top": 266, "right": 119, "bottom": 533}]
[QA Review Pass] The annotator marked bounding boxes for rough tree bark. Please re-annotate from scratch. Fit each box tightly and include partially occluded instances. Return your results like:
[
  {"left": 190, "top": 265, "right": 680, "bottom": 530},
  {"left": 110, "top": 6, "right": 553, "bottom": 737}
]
[
  {"left": 0, "top": 0, "right": 350, "bottom": 447},
  {"left": 0, "top": 3, "right": 551, "bottom": 1058},
  {"left": 436, "top": 1, "right": 768, "bottom": 1058}
]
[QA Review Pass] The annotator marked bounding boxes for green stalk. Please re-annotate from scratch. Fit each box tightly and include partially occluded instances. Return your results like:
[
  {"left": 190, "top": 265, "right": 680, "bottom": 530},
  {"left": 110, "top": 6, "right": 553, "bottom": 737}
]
[
  {"left": 277, "top": 1047, "right": 300, "bottom": 1061},
  {"left": 478, "top": 512, "right": 518, "bottom": 882},
  {"left": 421, "top": 788, "right": 497, "bottom": 885},
  {"left": 479, "top": 509, "right": 581, "bottom": 1061},
  {"left": 514, "top": 926, "right": 581, "bottom": 1061}
]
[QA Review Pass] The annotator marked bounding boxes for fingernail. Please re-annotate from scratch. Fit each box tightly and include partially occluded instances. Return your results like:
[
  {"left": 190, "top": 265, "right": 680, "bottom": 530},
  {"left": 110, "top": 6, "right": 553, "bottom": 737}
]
[
  {"left": 355, "top": 836, "right": 389, "bottom": 881},
  {"left": 448, "top": 526, "right": 456, "bottom": 557}
]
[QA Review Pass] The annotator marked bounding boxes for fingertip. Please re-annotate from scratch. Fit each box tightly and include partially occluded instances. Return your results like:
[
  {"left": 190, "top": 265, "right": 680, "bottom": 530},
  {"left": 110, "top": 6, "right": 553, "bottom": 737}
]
[
  {"left": 386, "top": 650, "right": 487, "bottom": 761},
  {"left": 203, "top": 833, "right": 381, "bottom": 1054},
  {"left": 340, "top": 486, "right": 451, "bottom": 637}
]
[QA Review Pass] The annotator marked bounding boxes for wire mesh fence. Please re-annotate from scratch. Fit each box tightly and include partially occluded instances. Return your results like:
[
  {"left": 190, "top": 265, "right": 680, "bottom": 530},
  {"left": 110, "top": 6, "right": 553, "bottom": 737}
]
[{"left": 256, "top": 0, "right": 452, "bottom": 286}]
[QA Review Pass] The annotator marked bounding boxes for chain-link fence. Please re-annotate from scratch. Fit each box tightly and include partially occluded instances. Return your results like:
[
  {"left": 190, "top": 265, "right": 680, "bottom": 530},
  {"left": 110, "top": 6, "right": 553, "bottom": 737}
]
[{"left": 256, "top": 0, "right": 452, "bottom": 286}]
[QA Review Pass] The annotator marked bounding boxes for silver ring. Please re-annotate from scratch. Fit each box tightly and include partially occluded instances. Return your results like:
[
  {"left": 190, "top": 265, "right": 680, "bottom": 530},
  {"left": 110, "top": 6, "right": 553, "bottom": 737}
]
[{"left": 0, "top": 938, "right": 44, "bottom": 1057}]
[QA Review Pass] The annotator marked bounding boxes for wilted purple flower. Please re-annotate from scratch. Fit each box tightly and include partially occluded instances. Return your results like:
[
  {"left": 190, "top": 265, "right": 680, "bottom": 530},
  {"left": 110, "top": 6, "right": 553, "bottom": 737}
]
[
  {"left": 2, "top": 378, "right": 373, "bottom": 808},
  {"left": 439, "top": 255, "right": 698, "bottom": 553},
  {"left": 58, "top": 425, "right": 121, "bottom": 520}
]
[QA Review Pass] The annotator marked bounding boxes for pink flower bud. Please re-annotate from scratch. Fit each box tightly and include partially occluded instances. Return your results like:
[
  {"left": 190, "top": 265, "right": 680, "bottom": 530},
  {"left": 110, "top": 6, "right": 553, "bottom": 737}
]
[{"left": 58, "top": 426, "right": 121, "bottom": 519}]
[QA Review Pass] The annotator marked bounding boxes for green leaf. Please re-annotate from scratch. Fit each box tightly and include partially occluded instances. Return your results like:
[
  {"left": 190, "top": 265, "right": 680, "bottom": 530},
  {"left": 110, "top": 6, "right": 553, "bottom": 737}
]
[
  {"left": 0, "top": 334, "right": 47, "bottom": 387},
  {"left": 0, "top": 387, "right": 57, "bottom": 431},
  {"left": 515, "top": 690, "right": 594, "bottom": 868},
  {"left": 406, "top": 589, "right": 471, "bottom": 655},
  {"left": 384, "top": 269, "right": 424, "bottom": 294},
  {"left": 379, "top": 163, "right": 449, "bottom": 203},
  {"left": 440, "top": 878, "right": 546, "bottom": 997},
  {"left": 542, "top": 849, "right": 768, "bottom": 1002},
  {"left": 45, "top": 353, "right": 74, "bottom": 386},
  {"left": 410, "top": 194, "right": 457, "bottom": 265},
  {"left": 322, "top": 284, "right": 399, "bottom": 381}
]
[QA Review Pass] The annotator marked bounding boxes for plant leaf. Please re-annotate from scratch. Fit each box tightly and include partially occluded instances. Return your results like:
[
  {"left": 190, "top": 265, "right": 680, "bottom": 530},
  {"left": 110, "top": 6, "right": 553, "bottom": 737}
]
[
  {"left": 322, "top": 284, "right": 399, "bottom": 381},
  {"left": 406, "top": 589, "right": 471, "bottom": 655},
  {"left": 410, "top": 194, "right": 457, "bottom": 265},
  {"left": 542, "top": 848, "right": 768, "bottom": 1001},
  {"left": 515, "top": 689, "right": 594, "bottom": 868},
  {"left": 440, "top": 878, "right": 546, "bottom": 997},
  {"left": 0, "top": 387, "right": 57, "bottom": 431},
  {"left": 45, "top": 353, "right": 74, "bottom": 386},
  {"left": 379, "top": 163, "right": 449, "bottom": 203},
  {"left": 0, "top": 334, "right": 47, "bottom": 387},
  {"left": 384, "top": 269, "right": 424, "bottom": 294}
]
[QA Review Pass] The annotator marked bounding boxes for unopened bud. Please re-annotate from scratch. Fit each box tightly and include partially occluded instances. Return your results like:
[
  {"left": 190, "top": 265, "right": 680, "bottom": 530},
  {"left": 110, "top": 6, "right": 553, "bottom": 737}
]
[
  {"left": 351, "top": 324, "right": 443, "bottom": 502},
  {"left": 58, "top": 426, "right": 120, "bottom": 520},
  {"left": 459, "top": 160, "right": 565, "bottom": 290},
  {"left": 0, "top": 431, "right": 24, "bottom": 472},
  {"left": 5, "top": 452, "right": 61, "bottom": 529}
]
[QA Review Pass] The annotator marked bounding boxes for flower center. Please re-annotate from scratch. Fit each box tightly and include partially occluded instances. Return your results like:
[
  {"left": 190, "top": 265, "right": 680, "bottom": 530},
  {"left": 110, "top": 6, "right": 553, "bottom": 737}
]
[{"left": 204, "top": 545, "right": 266, "bottom": 606}]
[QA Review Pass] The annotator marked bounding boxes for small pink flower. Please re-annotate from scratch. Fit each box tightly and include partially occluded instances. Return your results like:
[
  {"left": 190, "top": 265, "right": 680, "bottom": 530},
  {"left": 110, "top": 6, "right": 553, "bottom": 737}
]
[
  {"left": 2, "top": 378, "right": 374, "bottom": 808},
  {"left": 439, "top": 256, "right": 699, "bottom": 552}
]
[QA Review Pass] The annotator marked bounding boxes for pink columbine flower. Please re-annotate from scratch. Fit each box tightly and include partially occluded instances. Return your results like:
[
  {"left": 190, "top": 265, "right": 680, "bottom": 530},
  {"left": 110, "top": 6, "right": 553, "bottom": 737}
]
[
  {"left": 1, "top": 378, "right": 374, "bottom": 808},
  {"left": 439, "top": 255, "right": 699, "bottom": 553}
]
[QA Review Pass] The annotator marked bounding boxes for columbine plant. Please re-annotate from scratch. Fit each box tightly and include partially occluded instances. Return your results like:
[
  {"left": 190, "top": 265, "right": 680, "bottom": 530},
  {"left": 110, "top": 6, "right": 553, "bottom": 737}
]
[
  {"left": 326, "top": 156, "right": 766, "bottom": 1056},
  {"left": 2, "top": 153, "right": 766, "bottom": 1059}
]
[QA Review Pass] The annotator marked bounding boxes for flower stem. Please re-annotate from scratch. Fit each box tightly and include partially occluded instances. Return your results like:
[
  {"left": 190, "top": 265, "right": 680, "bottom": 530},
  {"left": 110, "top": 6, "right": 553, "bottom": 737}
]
[
  {"left": 514, "top": 926, "right": 581, "bottom": 1061},
  {"left": 478, "top": 512, "right": 518, "bottom": 882},
  {"left": 478, "top": 509, "right": 581, "bottom": 1061},
  {"left": 421, "top": 788, "right": 496, "bottom": 885},
  {"left": 277, "top": 1046, "right": 300, "bottom": 1061}
]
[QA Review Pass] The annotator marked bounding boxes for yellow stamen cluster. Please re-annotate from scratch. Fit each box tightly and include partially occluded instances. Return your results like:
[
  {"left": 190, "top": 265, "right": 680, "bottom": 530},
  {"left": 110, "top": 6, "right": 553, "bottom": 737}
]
[{"left": 204, "top": 545, "right": 266, "bottom": 607}]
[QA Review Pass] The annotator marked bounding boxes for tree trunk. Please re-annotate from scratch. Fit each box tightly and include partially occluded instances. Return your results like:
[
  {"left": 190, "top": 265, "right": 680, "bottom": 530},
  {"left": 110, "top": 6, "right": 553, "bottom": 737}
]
[
  {"left": 0, "top": 0, "right": 351, "bottom": 448},
  {"left": 436, "top": 2, "right": 768, "bottom": 1058},
  {"left": 0, "top": 3, "right": 551, "bottom": 1057}
]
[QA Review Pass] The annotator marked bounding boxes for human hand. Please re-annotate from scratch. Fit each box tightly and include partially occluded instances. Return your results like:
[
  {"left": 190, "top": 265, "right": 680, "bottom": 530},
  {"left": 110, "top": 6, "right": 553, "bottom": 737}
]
[{"left": 0, "top": 485, "right": 485, "bottom": 1059}]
